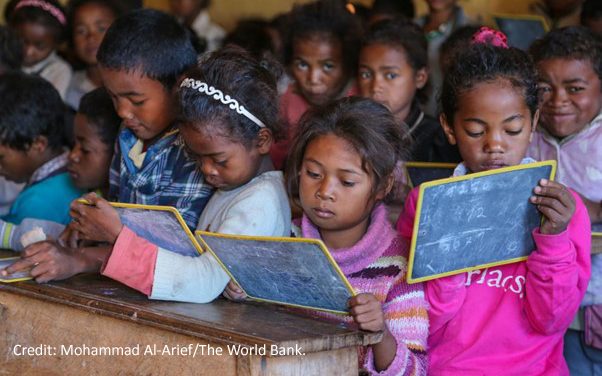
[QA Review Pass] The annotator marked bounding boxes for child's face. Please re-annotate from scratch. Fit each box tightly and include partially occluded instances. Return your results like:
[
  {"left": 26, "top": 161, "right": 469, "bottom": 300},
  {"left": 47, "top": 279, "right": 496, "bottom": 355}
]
[
  {"left": 100, "top": 67, "right": 173, "bottom": 142},
  {"left": 179, "top": 122, "right": 271, "bottom": 191},
  {"left": 0, "top": 144, "right": 38, "bottom": 183},
  {"left": 358, "top": 44, "right": 427, "bottom": 122},
  {"left": 536, "top": 58, "right": 602, "bottom": 139},
  {"left": 299, "top": 133, "right": 384, "bottom": 248},
  {"left": 291, "top": 36, "right": 347, "bottom": 106},
  {"left": 68, "top": 114, "right": 112, "bottom": 190},
  {"left": 15, "top": 22, "right": 56, "bottom": 67},
  {"left": 441, "top": 80, "right": 537, "bottom": 173},
  {"left": 73, "top": 3, "right": 116, "bottom": 66}
]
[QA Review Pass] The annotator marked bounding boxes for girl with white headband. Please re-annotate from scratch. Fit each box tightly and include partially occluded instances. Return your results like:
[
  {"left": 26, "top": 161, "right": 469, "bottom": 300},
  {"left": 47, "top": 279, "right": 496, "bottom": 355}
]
[
  {"left": 9, "top": 0, "right": 72, "bottom": 100},
  {"left": 99, "top": 46, "right": 292, "bottom": 303}
]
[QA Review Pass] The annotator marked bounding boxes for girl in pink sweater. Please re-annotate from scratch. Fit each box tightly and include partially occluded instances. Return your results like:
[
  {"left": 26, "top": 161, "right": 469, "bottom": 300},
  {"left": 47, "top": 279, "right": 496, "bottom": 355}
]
[
  {"left": 396, "top": 30, "right": 591, "bottom": 375},
  {"left": 243, "top": 97, "right": 428, "bottom": 375}
]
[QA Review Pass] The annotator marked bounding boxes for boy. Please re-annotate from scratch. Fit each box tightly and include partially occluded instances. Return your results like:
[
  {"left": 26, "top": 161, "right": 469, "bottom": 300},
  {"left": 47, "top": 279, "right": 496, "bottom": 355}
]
[
  {"left": 0, "top": 72, "right": 83, "bottom": 225},
  {"left": 529, "top": 25, "right": 602, "bottom": 374},
  {"left": 3, "top": 9, "right": 212, "bottom": 282}
]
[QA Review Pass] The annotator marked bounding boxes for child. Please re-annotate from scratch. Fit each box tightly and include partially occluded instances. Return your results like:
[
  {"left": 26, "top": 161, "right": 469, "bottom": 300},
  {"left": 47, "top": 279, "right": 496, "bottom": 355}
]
[
  {"left": 9, "top": 0, "right": 72, "bottom": 99},
  {"left": 397, "top": 33, "right": 591, "bottom": 374},
  {"left": 0, "top": 87, "right": 120, "bottom": 252},
  {"left": 168, "top": 0, "right": 225, "bottom": 52},
  {"left": 581, "top": 0, "right": 602, "bottom": 35},
  {"left": 270, "top": 1, "right": 362, "bottom": 170},
  {"left": 358, "top": 18, "right": 460, "bottom": 163},
  {"left": 528, "top": 25, "right": 602, "bottom": 373},
  {"left": 0, "top": 71, "right": 83, "bottom": 226},
  {"left": 64, "top": 0, "right": 121, "bottom": 110},
  {"left": 0, "top": 25, "right": 23, "bottom": 74},
  {"left": 280, "top": 97, "right": 427, "bottom": 375},
  {"left": 93, "top": 47, "right": 290, "bottom": 303},
  {"left": 416, "top": 0, "right": 472, "bottom": 117},
  {"left": 3, "top": 9, "right": 213, "bottom": 283}
]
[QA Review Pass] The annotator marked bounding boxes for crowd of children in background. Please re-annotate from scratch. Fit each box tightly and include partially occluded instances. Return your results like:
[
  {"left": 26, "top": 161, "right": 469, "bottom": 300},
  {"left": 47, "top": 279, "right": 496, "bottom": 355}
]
[{"left": 0, "top": 0, "right": 601, "bottom": 374}]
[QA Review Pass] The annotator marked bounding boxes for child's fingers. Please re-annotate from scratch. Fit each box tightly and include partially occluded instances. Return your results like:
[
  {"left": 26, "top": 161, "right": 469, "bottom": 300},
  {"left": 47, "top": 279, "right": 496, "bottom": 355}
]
[
  {"left": 3, "top": 254, "right": 40, "bottom": 275},
  {"left": 534, "top": 180, "right": 574, "bottom": 207},
  {"left": 530, "top": 195, "right": 567, "bottom": 214}
]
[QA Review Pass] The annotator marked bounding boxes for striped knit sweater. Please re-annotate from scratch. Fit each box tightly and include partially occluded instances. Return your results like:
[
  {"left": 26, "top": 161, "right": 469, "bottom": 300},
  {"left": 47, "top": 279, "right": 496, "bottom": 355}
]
[{"left": 298, "top": 203, "right": 428, "bottom": 375}]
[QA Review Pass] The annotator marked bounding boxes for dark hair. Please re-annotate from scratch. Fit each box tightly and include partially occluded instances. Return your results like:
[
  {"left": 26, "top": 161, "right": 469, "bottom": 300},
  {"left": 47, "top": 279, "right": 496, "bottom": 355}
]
[
  {"left": 0, "top": 71, "right": 65, "bottom": 151},
  {"left": 9, "top": 0, "right": 66, "bottom": 43},
  {"left": 0, "top": 25, "right": 23, "bottom": 71},
  {"left": 177, "top": 45, "right": 282, "bottom": 148},
  {"left": 440, "top": 43, "right": 539, "bottom": 123},
  {"left": 370, "top": 0, "right": 415, "bottom": 20},
  {"left": 78, "top": 87, "right": 121, "bottom": 148},
  {"left": 529, "top": 26, "right": 602, "bottom": 82},
  {"left": 582, "top": 0, "right": 602, "bottom": 24},
  {"left": 284, "top": 0, "right": 362, "bottom": 76},
  {"left": 286, "top": 97, "right": 408, "bottom": 202},
  {"left": 439, "top": 25, "right": 483, "bottom": 74},
  {"left": 224, "top": 19, "right": 275, "bottom": 59},
  {"left": 97, "top": 9, "right": 197, "bottom": 90}
]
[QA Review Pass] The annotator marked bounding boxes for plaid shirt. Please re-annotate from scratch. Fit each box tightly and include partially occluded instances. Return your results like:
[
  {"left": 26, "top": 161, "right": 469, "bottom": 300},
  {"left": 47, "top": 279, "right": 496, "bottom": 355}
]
[{"left": 109, "top": 127, "right": 212, "bottom": 229}]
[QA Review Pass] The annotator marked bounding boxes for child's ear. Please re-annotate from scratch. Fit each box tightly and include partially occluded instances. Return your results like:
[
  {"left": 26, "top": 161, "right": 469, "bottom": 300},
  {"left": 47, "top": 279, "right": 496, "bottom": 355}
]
[
  {"left": 439, "top": 114, "right": 457, "bottom": 145},
  {"left": 376, "top": 174, "right": 395, "bottom": 201},
  {"left": 255, "top": 128, "right": 274, "bottom": 154},
  {"left": 529, "top": 109, "right": 540, "bottom": 143},
  {"left": 415, "top": 68, "right": 428, "bottom": 90},
  {"left": 27, "top": 136, "right": 49, "bottom": 155}
]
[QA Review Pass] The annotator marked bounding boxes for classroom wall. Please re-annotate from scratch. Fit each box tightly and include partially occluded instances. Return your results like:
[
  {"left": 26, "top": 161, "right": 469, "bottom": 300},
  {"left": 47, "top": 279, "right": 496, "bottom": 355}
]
[{"left": 0, "top": 0, "right": 532, "bottom": 28}]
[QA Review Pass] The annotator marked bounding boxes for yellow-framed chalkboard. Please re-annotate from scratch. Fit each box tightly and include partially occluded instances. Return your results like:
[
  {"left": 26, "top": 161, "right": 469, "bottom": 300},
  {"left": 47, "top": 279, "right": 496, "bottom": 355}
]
[
  {"left": 195, "top": 230, "right": 356, "bottom": 315},
  {"left": 0, "top": 257, "right": 32, "bottom": 282},
  {"left": 407, "top": 160, "right": 557, "bottom": 283}
]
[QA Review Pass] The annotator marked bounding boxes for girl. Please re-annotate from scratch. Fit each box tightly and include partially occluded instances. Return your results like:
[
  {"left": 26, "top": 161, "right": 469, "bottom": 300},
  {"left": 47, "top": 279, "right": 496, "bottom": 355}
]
[
  {"left": 358, "top": 17, "right": 460, "bottom": 163},
  {"left": 0, "top": 87, "right": 120, "bottom": 253},
  {"left": 270, "top": 1, "right": 362, "bottom": 170},
  {"left": 70, "top": 47, "right": 291, "bottom": 303},
  {"left": 528, "top": 26, "right": 602, "bottom": 374},
  {"left": 396, "top": 32, "right": 591, "bottom": 374},
  {"left": 64, "top": 0, "right": 121, "bottom": 110},
  {"left": 232, "top": 97, "right": 428, "bottom": 375},
  {"left": 9, "top": 0, "right": 72, "bottom": 99}
]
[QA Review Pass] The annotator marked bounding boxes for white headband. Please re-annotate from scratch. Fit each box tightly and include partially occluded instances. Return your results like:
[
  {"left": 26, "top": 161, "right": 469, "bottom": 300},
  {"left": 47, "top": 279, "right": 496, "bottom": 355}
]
[{"left": 180, "top": 78, "right": 265, "bottom": 128}]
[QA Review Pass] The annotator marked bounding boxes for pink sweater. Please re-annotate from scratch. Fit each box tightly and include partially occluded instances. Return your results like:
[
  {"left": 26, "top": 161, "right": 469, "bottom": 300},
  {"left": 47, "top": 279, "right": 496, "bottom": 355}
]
[
  {"left": 397, "top": 187, "right": 591, "bottom": 375},
  {"left": 299, "top": 204, "right": 428, "bottom": 375}
]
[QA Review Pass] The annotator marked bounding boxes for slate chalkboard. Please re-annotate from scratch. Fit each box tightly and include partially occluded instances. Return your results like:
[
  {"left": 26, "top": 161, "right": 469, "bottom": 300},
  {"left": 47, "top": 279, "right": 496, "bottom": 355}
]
[
  {"left": 494, "top": 14, "right": 548, "bottom": 51},
  {"left": 195, "top": 231, "right": 355, "bottom": 314},
  {"left": 407, "top": 161, "right": 556, "bottom": 283},
  {"left": 112, "top": 203, "right": 202, "bottom": 257},
  {"left": 0, "top": 257, "right": 32, "bottom": 282},
  {"left": 405, "top": 162, "right": 456, "bottom": 187}
]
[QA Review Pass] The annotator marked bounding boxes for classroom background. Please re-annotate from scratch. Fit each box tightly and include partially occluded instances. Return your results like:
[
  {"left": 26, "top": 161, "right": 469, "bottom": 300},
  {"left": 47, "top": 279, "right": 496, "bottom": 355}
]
[{"left": 0, "top": 0, "right": 535, "bottom": 29}]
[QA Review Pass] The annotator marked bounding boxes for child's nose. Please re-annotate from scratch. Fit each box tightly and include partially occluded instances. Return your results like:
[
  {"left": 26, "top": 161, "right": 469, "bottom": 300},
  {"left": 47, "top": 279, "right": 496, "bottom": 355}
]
[
  {"left": 484, "top": 132, "right": 505, "bottom": 152},
  {"left": 200, "top": 160, "right": 218, "bottom": 177},
  {"left": 316, "top": 179, "right": 335, "bottom": 201},
  {"left": 309, "top": 68, "right": 322, "bottom": 85},
  {"left": 549, "top": 88, "right": 569, "bottom": 106}
]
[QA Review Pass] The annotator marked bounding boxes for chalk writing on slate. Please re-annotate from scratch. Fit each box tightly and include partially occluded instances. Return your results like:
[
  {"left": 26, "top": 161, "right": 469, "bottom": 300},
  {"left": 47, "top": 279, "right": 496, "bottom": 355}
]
[
  {"left": 196, "top": 231, "right": 355, "bottom": 314},
  {"left": 113, "top": 204, "right": 201, "bottom": 257},
  {"left": 407, "top": 161, "right": 556, "bottom": 283}
]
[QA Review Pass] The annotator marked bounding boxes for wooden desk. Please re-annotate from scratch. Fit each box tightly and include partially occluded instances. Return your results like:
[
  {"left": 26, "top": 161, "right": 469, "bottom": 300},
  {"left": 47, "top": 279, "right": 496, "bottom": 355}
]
[{"left": 0, "top": 274, "right": 381, "bottom": 375}]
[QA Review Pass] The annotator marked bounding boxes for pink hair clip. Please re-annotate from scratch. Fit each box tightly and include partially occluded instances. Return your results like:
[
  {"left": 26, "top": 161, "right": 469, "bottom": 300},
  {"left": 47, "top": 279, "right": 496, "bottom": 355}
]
[
  {"left": 14, "top": 0, "right": 66, "bottom": 26},
  {"left": 471, "top": 26, "right": 508, "bottom": 48}
]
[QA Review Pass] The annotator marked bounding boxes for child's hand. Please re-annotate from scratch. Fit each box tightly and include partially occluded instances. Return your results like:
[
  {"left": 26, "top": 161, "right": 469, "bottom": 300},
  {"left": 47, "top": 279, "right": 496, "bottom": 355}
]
[
  {"left": 348, "top": 293, "right": 386, "bottom": 332},
  {"left": 531, "top": 179, "right": 576, "bottom": 235},
  {"left": 58, "top": 223, "right": 82, "bottom": 248},
  {"left": 222, "top": 280, "right": 247, "bottom": 301},
  {"left": 69, "top": 193, "right": 123, "bottom": 244},
  {"left": 1, "top": 241, "right": 83, "bottom": 283}
]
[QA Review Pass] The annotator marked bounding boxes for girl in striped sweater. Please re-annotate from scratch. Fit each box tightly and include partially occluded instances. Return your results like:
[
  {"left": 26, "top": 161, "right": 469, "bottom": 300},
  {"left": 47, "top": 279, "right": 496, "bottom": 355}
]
[{"left": 228, "top": 97, "right": 428, "bottom": 375}]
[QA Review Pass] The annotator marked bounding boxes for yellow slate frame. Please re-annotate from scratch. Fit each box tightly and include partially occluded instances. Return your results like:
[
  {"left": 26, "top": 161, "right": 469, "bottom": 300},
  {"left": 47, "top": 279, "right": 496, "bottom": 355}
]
[
  {"left": 407, "top": 160, "right": 557, "bottom": 284},
  {"left": 0, "top": 257, "right": 33, "bottom": 283}
]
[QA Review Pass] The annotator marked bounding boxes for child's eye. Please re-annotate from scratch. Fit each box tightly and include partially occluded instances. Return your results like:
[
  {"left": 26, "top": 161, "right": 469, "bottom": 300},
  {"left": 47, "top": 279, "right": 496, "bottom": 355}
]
[
  {"left": 306, "top": 169, "right": 320, "bottom": 179},
  {"left": 466, "top": 131, "right": 483, "bottom": 138},
  {"left": 323, "top": 62, "right": 335, "bottom": 72},
  {"left": 294, "top": 60, "right": 308, "bottom": 70},
  {"left": 215, "top": 160, "right": 227, "bottom": 167},
  {"left": 567, "top": 86, "right": 585, "bottom": 93},
  {"left": 506, "top": 128, "right": 523, "bottom": 136},
  {"left": 537, "top": 85, "right": 552, "bottom": 94},
  {"left": 358, "top": 70, "right": 371, "bottom": 80},
  {"left": 131, "top": 99, "right": 146, "bottom": 107},
  {"left": 341, "top": 181, "right": 356, "bottom": 187},
  {"left": 385, "top": 72, "right": 398, "bottom": 80}
]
